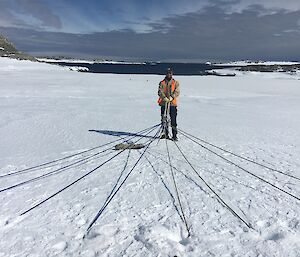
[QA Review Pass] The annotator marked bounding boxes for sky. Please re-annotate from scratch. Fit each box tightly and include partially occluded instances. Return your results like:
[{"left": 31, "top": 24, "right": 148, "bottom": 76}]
[{"left": 0, "top": 0, "right": 300, "bottom": 61}]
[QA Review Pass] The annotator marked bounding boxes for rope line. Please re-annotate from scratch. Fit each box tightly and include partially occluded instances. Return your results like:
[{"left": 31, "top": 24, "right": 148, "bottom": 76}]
[
  {"left": 157, "top": 101, "right": 170, "bottom": 145},
  {"left": 143, "top": 154, "right": 184, "bottom": 222},
  {"left": 5, "top": 113, "right": 298, "bottom": 236},
  {"left": 0, "top": 125, "right": 158, "bottom": 193},
  {"left": 20, "top": 125, "right": 159, "bottom": 216},
  {"left": 179, "top": 130, "right": 300, "bottom": 202},
  {"left": 165, "top": 138, "right": 191, "bottom": 236},
  {"left": 172, "top": 140, "right": 253, "bottom": 229},
  {"left": 0, "top": 149, "right": 113, "bottom": 193},
  {"left": 85, "top": 126, "right": 162, "bottom": 234},
  {"left": 88, "top": 149, "right": 132, "bottom": 224},
  {"left": 179, "top": 128, "right": 300, "bottom": 181},
  {"left": 0, "top": 124, "right": 160, "bottom": 178}
]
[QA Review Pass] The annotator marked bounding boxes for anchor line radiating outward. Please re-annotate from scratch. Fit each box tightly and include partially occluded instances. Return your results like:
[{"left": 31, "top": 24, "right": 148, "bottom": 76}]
[
  {"left": 165, "top": 137, "right": 191, "bottom": 236},
  {"left": 0, "top": 124, "right": 160, "bottom": 178},
  {"left": 178, "top": 130, "right": 300, "bottom": 202},
  {"left": 85, "top": 126, "right": 162, "bottom": 235},
  {"left": 20, "top": 125, "right": 160, "bottom": 216},
  {"left": 0, "top": 125, "right": 160, "bottom": 193},
  {"left": 178, "top": 128, "right": 300, "bottom": 181},
  {"left": 172, "top": 139, "right": 253, "bottom": 229},
  {"left": 2, "top": 120, "right": 299, "bottom": 237}
]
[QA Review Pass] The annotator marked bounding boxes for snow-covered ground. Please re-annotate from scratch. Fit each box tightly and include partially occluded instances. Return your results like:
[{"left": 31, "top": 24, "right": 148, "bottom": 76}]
[
  {"left": 210, "top": 68, "right": 300, "bottom": 81},
  {"left": 0, "top": 57, "right": 300, "bottom": 257},
  {"left": 36, "top": 58, "right": 95, "bottom": 64},
  {"left": 37, "top": 58, "right": 146, "bottom": 65},
  {"left": 67, "top": 66, "right": 89, "bottom": 72},
  {"left": 215, "top": 60, "right": 300, "bottom": 66}
]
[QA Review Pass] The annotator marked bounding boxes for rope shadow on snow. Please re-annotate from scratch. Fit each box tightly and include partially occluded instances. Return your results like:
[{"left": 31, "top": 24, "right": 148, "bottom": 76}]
[{"left": 143, "top": 154, "right": 185, "bottom": 223}]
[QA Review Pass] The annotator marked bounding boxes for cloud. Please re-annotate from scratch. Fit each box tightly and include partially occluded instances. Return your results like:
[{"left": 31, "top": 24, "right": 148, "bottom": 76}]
[
  {"left": 0, "top": 1, "right": 22, "bottom": 27},
  {"left": 15, "top": 0, "right": 62, "bottom": 29},
  {"left": 48, "top": 0, "right": 213, "bottom": 33},
  {"left": 0, "top": 0, "right": 211, "bottom": 33},
  {"left": 1, "top": 4, "right": 300, "bottom": 61},
  {"left": 224, "top": 0, "right": 300, "bottom": 13},
  {"left": 1, "top": 0, "right": 300, "bottom": 34},
  {"left": 0, "top": 0, "right": 61, "bottom": 29}
]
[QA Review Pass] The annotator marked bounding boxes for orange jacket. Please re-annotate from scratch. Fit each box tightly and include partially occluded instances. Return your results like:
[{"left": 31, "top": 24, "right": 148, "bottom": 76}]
[{"left": 157, "top": 78, "right": 180, "bottom": 106}]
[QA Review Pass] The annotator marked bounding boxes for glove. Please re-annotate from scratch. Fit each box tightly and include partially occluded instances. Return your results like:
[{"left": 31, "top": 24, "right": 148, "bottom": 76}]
[
  {"left": 169, "top": 96, "right": 173, "bottom": 102},
  {"left": 164, "top": 97, "right": 170, "bottom": 102}
]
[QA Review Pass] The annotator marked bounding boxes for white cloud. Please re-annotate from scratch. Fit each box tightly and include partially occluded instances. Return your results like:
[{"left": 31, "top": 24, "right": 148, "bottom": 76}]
[
  {"left": 1, "top": 0, "right": 300, "bottom": 34},
  {"left": 0, "top": 0, "right": 61, "bottom": 30},
  {"left": 15, "top": 0, "right": 62, "bottom": 29},
  {"left": 224, "top": 0, "right": 300, "bottom": 13}
]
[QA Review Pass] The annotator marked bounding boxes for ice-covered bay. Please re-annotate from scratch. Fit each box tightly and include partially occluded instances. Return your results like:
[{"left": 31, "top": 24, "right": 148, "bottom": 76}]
[{"left": 0, "top": 57, "right": 299, "bottom": 256}]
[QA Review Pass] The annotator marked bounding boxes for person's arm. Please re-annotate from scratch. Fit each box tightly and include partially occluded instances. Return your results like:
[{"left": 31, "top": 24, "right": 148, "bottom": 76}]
[
  {"left": 171, "top": 81, "right": 180, "bottom": 98},
  {"left": 158, "top": 82, "right": 166, "bottom": 98}
]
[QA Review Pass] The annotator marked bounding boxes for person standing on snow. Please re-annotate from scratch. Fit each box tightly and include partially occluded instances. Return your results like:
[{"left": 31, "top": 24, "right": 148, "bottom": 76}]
[{"left": 157, "top": 68, "right": 180, "bottom": 141}]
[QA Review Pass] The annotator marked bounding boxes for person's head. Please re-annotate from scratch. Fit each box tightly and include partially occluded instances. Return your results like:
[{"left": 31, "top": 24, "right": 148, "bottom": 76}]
[{"left": 166, "top": 68, "right": 173, "bottom": 80}]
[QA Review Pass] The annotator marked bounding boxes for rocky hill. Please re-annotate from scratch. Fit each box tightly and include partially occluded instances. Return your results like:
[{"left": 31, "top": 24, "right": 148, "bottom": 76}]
[
  {"left": 0, "top": 34, "right": 36, "bottom": 61},
  {"left": 237, "top": 64, "right": 300, "bottom": 73}
]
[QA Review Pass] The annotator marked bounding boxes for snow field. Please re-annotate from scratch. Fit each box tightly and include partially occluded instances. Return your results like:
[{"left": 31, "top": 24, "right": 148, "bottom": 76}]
[{"left": 0, "top": 57, "right": 300, "bottom": 256}]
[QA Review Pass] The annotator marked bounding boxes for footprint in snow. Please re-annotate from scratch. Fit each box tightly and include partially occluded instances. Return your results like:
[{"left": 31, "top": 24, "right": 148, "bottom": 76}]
[
  {"left": 134, "top": 224, "right": 192, "bottom": 253},
  {"left": 84, "top": 224, "right": 119, "bottom": 240},
  {"left": 288, "top": 218, "right": 300, "bottom": 229},
  {"left": 76, "top": 217, "right": 87, "bottom": 226},
  {"left": 0, "top": 216, "right": 10, "bottom": 227},
  {"left": 52, "top": 241, "right": 68, "bottom": 252},
  {"left": 266, "top": 232, "right": 285, "bottom": 241},
  {"left": 1, "top": 215, "right": 25, "bottom": 229}
]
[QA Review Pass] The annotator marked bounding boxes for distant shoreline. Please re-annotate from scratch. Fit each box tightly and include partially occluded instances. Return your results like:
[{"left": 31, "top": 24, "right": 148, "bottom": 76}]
[
  {"left": 38, "top": 61, "right": 234, "bottom": 76},
  {"left": 36, "top": 59, "right": 300, "bottom": 76}
]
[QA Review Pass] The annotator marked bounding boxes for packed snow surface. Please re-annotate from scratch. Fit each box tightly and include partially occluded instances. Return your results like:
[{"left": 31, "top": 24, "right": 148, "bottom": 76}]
[
  {"left": 37, "top": 58, "right": 95, "bottom": 64},
  {"left": 215, "top": 60, "right": 300, "bottom": 66},
  {"left": 37, "top": 58, "right": 146, "bottom": 65},
  {"left": 0, "top": 57, "right": 300, "bottom": 257},
  {"left": 67, "top": 66, "right": 89, "bottom": 72}
]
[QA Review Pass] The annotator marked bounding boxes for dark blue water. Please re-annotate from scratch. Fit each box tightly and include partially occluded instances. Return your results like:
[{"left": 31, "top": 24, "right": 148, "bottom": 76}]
[{"left": 48, "top": 61, "right": 232, "bottom": 75}]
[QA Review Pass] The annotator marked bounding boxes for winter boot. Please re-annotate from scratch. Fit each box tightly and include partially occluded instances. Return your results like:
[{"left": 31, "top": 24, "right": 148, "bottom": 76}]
[
  {"left": 172, "top": 127, "right": 178, "bottom": 141},
  {"left": 172, "top": 136, "right": 178, "bottom": 141}
]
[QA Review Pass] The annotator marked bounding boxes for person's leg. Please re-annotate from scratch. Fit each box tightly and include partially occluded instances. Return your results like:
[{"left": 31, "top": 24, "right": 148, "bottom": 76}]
[
  {"left": 170, "top": 106, "right": 178, "bottom": 139},
  {"left": 161, "top": 105, "right": 165, "bottom": 124},
  {"left": 160, "top": 105, "right": 169, "bottom": 138}
]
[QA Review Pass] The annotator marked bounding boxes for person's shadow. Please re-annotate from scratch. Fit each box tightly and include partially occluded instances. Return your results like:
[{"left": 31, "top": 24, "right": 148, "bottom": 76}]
[{"left": 88, "top": 129, "right": 156, "bottom": 139}]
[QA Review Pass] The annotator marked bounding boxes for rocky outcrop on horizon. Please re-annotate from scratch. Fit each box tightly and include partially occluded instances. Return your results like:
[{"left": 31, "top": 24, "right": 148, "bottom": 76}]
[
  {"left": 0, "top": 34, "right": 36, "bottom": 61},
  {"left": 237, "top": 64, "right": 300, "bottom": 73}
]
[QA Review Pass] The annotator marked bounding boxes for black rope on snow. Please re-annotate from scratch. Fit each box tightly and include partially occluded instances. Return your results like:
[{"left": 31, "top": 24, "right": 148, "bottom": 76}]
[
  {"left": 179, "top": 131, "right": 300, "bottom": 202},
  {"left": 20, "top": 126, "right": 160, "bottom": 216},
  {"left": 94, "top": 149, "right": 132, "bottom": 218},
  {"left": 156, "top": 102, "right": 170, "bottom": 146},
  {"left": 0, "top": 125, "right": 159, "bottom": 193},
  {"left": 0, "top": 149, "right": 114, "bottom": 193},
  {"left": 143, "top": 152, "right": 187, "bottom": 223},
  {"left": 85, "top": 127, "right": 162, "bottom": 235},
  {"left": 165, "top": 138, "right": 191, "bottom": 237},
  {"left": 178, "top": 128, "right": 300, "bottom": 182},
  {"left": 155, "top": 123, "right": 165, "bottom": 146},
  {"left": 172, "top": 139, "right": 253, "bottom": 229},
  {"left": 0, "top": 124, "right": 160, "bottom": 179},
  {"left": 145, "top": 150, "right": 209, "bottom": 195},
  {"left": 147, "top": 148, "right": 288, "bottom": 200}
]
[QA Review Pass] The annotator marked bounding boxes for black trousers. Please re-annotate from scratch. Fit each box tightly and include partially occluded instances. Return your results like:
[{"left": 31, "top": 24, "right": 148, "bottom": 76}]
[{"left": 161, "top": 105, "right": 177, "bottom": 137}]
